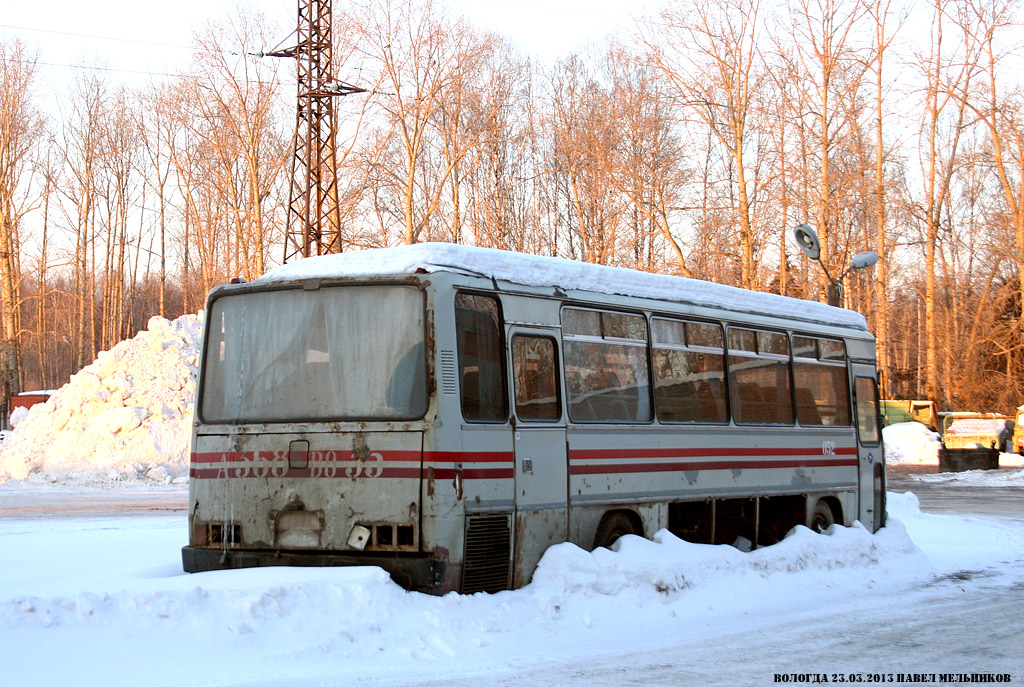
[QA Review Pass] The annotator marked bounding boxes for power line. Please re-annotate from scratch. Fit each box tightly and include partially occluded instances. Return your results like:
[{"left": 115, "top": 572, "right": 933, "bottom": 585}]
[
  {"left": 0, "top": 23, "right": 192, "bottom": 51},
  {"left": 32, "top": 60, "right": 193, "bottom": 80},
  {"left": 11, "top": 57, "right": 299, "bottom": 87}
]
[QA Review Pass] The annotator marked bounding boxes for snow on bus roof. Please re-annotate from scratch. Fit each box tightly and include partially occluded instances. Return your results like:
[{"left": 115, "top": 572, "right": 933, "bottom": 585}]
[{"left": 258, "top": 243, "right": 868, "bottom": 331}]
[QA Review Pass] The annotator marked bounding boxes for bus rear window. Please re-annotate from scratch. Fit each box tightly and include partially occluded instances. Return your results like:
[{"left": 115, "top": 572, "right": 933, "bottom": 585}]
[{"left": 200, "top": 285, "right": 426, "bottom": 423}]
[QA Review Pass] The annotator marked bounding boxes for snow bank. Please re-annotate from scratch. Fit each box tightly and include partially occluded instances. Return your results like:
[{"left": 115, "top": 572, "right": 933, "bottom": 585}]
[
  {"left": 530, "top": 518, "right": 926, "bottom": 601},
  {"left": 0, "top": 515, "right": 931, "bottom": 687},
  {"left": 9, "top": 405, "right": 29, "bottom": 427},
  {"left": 0, "top": 314, "right": 204, "bottom": 485},
  {"left": 883, "top": 420, "right": 1024, "bottom": 468},
  {"left": 883, "top": 422, "right": 940, "bottom": 464}
]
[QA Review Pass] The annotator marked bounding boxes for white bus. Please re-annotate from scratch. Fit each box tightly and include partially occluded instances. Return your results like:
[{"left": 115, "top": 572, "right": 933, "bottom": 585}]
[{"left": 182, "top": 243, "right": 886, "bottom": 594}]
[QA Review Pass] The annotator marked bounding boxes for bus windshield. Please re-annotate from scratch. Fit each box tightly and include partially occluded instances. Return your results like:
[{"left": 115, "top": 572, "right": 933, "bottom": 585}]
[{"left": 200, "top": 284, "right": 426, "bottom": 423}]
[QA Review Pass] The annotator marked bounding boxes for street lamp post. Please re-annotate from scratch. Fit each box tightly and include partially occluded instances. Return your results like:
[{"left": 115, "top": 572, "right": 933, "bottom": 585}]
[{"left": 793, "top": 223, "right": 878, "bottom": 307}]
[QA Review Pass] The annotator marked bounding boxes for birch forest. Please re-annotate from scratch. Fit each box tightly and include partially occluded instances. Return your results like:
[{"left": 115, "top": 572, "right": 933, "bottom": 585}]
[{"left": 1, "top": 0, "right": 1022, "bottom": 419}]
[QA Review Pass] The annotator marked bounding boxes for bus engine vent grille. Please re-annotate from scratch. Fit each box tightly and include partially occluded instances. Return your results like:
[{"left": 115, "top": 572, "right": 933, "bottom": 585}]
[
  {"left": 461, "top": 513, "right": 511, "bottom": 594},
  {"left": 440, "top": 350, "right": 458, "bottom": 395}
]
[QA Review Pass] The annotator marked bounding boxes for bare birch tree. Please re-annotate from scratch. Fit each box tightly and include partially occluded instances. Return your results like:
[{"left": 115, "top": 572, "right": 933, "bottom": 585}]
[
  {"left": 351, "top": 0, "right": 499, "bottom": 245},
  {"left": 865, "top": 0, "right": 905, "bottom": 397},
  {"left": 966, "top": 0, "right": 1024, "bottom": 388},
  {"left": 777, "top": 0, "right": 870, "bottom": 298},
  {"left": 0, "top": 39, "right": 42, "bottom": 420},
  {"left": 908, "top": 0, "right": 982, "bottom": 406},
  {"left": 644, "top": 0, "right": 763, "bottom": 288},
  {"left": 188, "top": 8, "right": 289, "bottom": 280}
]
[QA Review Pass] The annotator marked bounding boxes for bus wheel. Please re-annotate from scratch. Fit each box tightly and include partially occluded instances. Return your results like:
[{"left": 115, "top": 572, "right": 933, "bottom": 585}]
[
  {"left": 810, "top": 500, "right": 836, "bottom": 533},
  {"left": 593, "top": 511, "right": 640, "bottom": 549}
]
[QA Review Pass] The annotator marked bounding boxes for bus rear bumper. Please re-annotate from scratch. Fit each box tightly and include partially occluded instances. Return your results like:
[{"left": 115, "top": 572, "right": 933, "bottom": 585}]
[{"left": 181, "top": 546, "right": 449, "bottom": 594}]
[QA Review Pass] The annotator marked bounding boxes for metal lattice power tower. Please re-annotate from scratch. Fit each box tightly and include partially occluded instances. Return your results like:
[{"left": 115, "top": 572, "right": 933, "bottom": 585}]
[{"left": 269, "top": 0, "right": 364, "bottom": 262}]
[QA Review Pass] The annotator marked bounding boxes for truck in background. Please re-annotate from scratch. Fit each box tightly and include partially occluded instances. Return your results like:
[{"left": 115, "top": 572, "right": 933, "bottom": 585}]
[
  {"left": 938, "top": 412, "right": 1014, "bottom": 471},
  {"left": 880, "top": 399, "right": 938, "bottom": 432}
]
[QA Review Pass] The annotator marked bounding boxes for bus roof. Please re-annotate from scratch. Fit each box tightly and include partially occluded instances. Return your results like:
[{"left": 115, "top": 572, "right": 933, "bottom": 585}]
[{"left": 257, "top": 243, "right": 868, "bottom": 331}]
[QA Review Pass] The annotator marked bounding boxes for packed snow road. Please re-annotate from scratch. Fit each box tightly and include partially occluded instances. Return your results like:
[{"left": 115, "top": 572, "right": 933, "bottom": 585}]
[
  {"left": 0, "top": 478, "right": 1022, "bottom": 687},
  {"left": 888, "top": 466, "right": 1024, "bottom": 519},
  {"left": 413, "top": 577, "right": 1024, "bottom": 687},
  {"left": 0, "top": 482, "right": 185, "bottom": 518}
]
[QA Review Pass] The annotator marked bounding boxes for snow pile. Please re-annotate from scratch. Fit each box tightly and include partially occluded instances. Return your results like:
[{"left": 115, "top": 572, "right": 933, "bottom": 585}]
[
  {"left": 883, "top": 421, "right": 940, "bottom": 464},
  {"left": 530, "top": 518, "right": 926, "bottom": 600},
  {"left": 883, "top": 420, "right": 1024, "bottom": 468},
  {"left": 9, "top": 405, "right": 29, "bottom": 427},
  {"left": 0, "top": 314, "right": 204, "bottom": 485},
  {"left": 885, "top": 490, "right": 924, "bottom": 519}
]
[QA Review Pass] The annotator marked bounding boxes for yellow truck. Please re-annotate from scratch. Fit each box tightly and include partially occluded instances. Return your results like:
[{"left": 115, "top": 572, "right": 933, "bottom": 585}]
[
  {"left": 938, "top": 412, "right": 1014, "bottom": 471},
  {"left": 879, "top": 399, "right": 938, "bottom": 432}
]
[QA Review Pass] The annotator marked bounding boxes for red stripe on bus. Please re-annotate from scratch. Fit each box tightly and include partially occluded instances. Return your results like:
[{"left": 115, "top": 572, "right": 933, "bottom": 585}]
[
  {"left": 191, "top": 450, "right": 515, "bottom": 465},
  {"left": 190, "top": 450, "right": 422, "bottom": 464},
  {"left": 189, "top": 466, "right": 515, "bottom": 480},
  {"left": 569, "top": 446, "right": 856, "bottom": 461},
  {"left": 423, "top": 451, "right": 514, "bottom": 463},
  {"left": 190, "top": 466, "right": 423, "bottom": 480},
  {"left": 191, "top": 452, "right": 248, "bottom": 464},
  {"left": 431, "top": 467, "right": 516, "bottom": 480},
  {"left": 188, "top": 449, "right": 853, "bottom": 479},
  {"left": 570, "top": 457, "right": 857, "bottom": 476}
]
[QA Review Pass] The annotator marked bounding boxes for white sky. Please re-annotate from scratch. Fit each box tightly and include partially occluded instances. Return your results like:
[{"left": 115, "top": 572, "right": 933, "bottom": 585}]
[{"left": 0, "top": 0, "right": 666, "bottom": 88}]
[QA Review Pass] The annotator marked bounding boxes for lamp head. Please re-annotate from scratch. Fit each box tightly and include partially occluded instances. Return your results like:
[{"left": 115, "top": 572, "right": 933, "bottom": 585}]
[
  {"left": 793, "top": 223, "right": 821, "bottom": 261},
  {"left": 850, "top": 250, "right": 878, "bottom": 270}
]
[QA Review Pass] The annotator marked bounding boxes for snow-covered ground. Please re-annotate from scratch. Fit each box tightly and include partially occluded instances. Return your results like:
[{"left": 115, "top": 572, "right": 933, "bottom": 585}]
[
  {"left": 906, "top": 468, "right": 1024, "bottom": 487},
  {"left": 1, "top": 491, "right": 1021, "bottom": 686}
]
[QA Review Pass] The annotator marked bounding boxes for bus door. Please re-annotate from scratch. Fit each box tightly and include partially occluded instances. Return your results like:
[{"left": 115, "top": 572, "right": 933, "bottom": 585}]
[
  {"left": 508, "top": 328, "right": 568, "bottom": 587},
  {"left": 851, "top": 366, "right": 885, "bottom": 531}
]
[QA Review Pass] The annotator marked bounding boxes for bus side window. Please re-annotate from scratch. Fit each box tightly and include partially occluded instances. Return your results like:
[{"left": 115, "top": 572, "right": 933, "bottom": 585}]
[
  {"left": 728, "top": 327, "right": 794, "bottom": 425},
  {"left": 792, "top": 336, "right": 851, "bottom": 426},
  {"left": 456, "top": 294, "right": 509, "bottom": 423},
  {"left": 651, "top": 318, "right": 728, "bottom": 424},
  {"left": 562, "top": 308, "right": 651, "bottom": 423}
]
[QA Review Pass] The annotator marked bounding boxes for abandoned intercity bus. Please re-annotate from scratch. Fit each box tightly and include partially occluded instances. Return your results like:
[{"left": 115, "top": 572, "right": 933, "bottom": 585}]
[{"left": 182, "top": 243, "right": 886, "bottom": 594}]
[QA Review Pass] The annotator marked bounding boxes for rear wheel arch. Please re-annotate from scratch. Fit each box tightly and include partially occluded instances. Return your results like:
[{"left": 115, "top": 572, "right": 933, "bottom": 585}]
[
  {"left": 593, "top": 509, "right": 644, "bottom": 549},
  {"left": 808, "top": 496, "right": 841, "bottom": 532}
]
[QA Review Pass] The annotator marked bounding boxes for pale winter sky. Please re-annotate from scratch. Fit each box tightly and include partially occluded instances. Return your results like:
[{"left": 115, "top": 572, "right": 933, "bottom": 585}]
[{"left": 0, "top": 0, "right": 667, "bottom": 86}]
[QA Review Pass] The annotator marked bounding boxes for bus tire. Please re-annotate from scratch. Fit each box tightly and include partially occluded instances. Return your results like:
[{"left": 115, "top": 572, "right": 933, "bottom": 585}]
[
  {"left": 593, "top": 511, "right": 640, "bottom": 549},
  {"left": 810, "top": 500, "right": 836, "bottom": 533}
]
